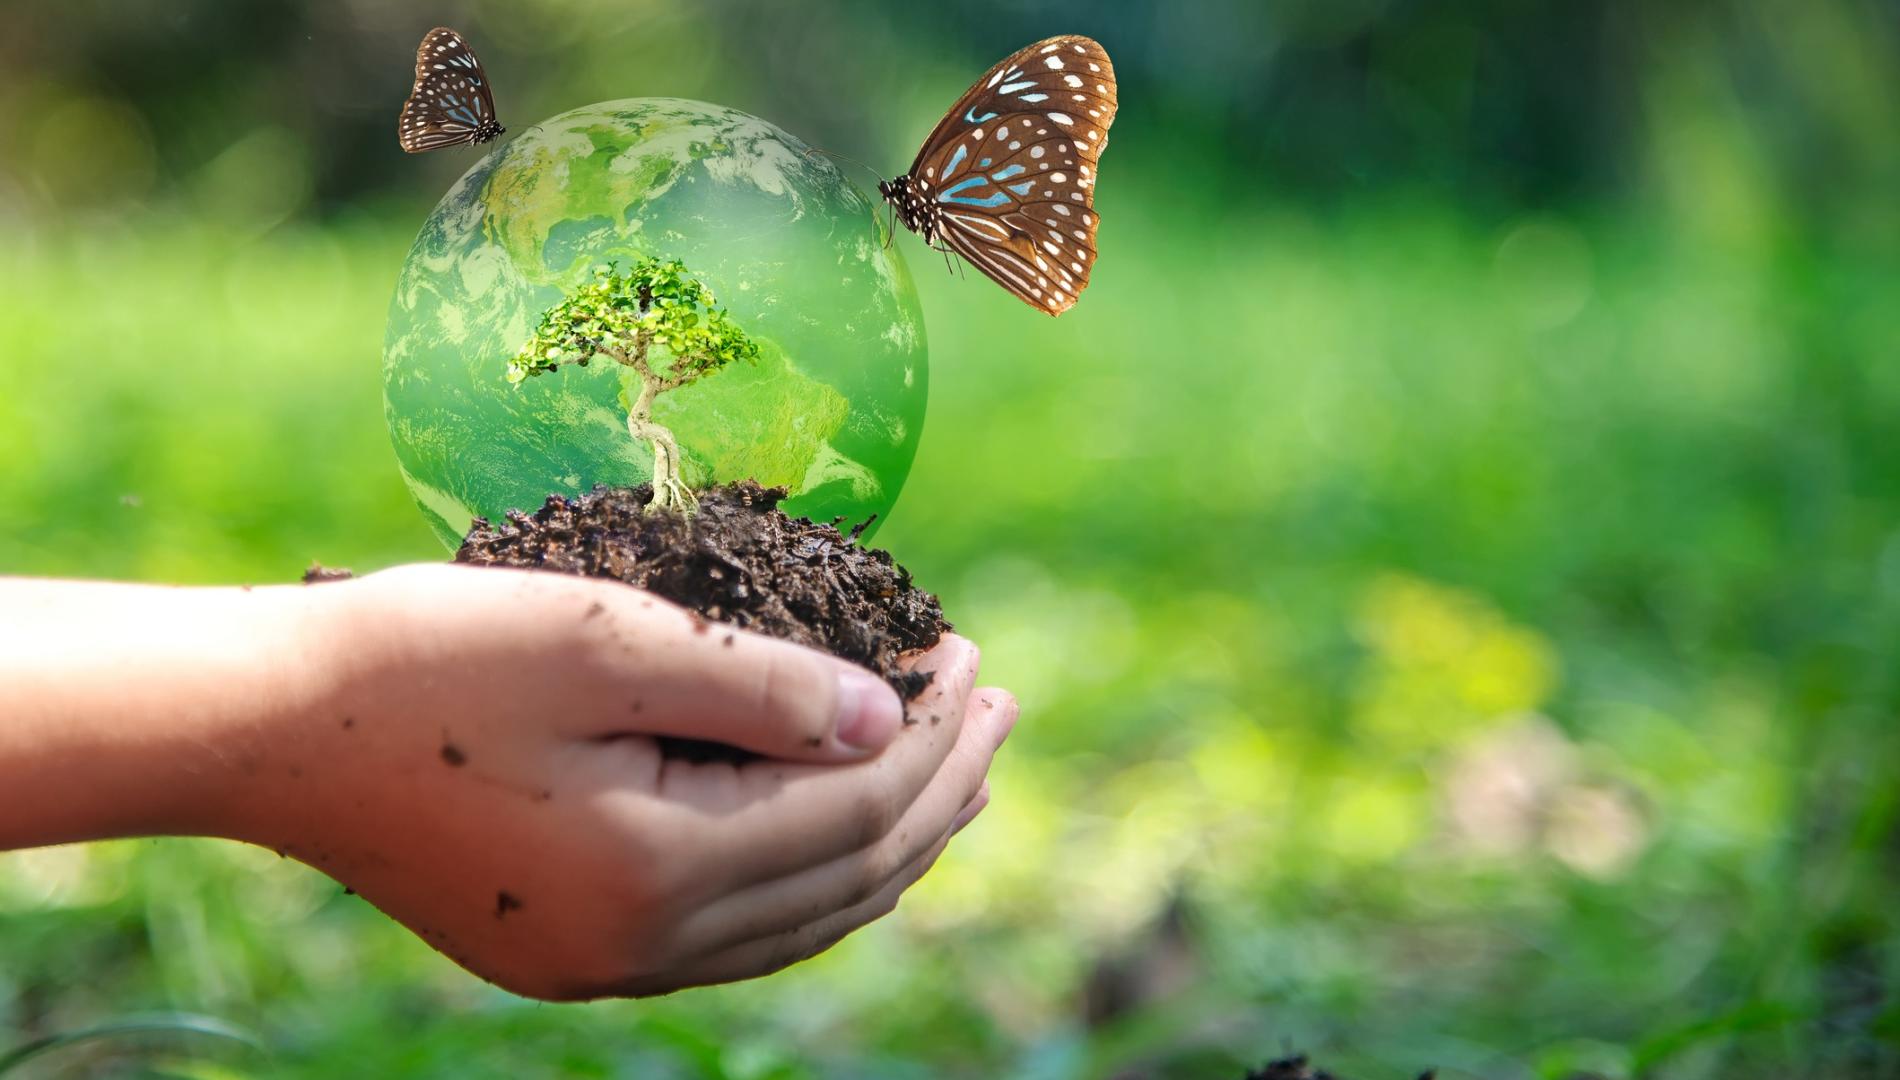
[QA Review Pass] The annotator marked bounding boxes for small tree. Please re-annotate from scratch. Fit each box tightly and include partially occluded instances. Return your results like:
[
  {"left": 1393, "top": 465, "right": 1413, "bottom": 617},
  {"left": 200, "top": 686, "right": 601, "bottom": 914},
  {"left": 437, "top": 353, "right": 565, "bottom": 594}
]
[{"left": 507, "top": 258, "right": 760, "bottom": 512}]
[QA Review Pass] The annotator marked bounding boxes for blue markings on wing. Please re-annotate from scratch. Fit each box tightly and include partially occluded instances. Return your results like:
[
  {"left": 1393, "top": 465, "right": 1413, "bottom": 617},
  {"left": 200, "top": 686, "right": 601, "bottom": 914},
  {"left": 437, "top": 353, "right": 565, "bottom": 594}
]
[
  {"left": 1020, "top": 93, "right": 1049, "bottom": 103},
  {"left": 943, "top": 144, "right": 969, "bottom": 178},
  {"left": 993, "top": 164, "right": 1026, "bottom": 180},
  {"left": 449, "top": 107, "right": 479, "bottom": 125},
  {"left": 1008, "top": 181, "right": 1036, "bottom": 196},
  {"left": 979, "top": 158, "right": 992, "bottom": 168},
  {"left": 938, "top": 176, "right": 1013, "bottom": 208},
  {"left": 1000, "top": 80, "right": 1037, "bottom": 94},
  {"left": 965, "top": 106, "right": 999, "bottom": 123}
]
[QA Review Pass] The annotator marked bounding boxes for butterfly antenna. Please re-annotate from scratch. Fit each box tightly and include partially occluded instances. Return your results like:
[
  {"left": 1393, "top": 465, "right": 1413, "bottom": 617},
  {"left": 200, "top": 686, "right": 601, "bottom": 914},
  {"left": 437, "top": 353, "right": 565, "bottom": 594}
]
[
  {"left": 806, "top": 147, "right": 899, "bottom": 246},
  {"left": 803, "top": 146, "right": 886, "bottom": 187}
]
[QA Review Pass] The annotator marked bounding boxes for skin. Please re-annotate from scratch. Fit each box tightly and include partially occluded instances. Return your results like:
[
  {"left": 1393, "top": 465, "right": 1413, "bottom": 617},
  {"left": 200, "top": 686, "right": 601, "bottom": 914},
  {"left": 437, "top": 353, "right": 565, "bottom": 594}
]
[{"left": 0, "top": 564, "right": 1016, "bottom": 1001}]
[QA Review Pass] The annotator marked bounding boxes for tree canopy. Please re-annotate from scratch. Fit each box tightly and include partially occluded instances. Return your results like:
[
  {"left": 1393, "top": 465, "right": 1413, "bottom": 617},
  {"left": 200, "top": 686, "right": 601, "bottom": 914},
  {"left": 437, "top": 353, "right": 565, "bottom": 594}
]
[{"left": 507, "top": 258, "right": 759, "bottom": 388}]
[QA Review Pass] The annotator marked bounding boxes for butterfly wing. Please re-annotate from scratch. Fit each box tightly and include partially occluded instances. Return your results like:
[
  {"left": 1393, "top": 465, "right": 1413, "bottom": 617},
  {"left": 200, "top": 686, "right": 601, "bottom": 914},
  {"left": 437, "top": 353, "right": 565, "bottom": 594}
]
[
  {"left": 909, "top": 35, "right": 1117, "bottom": 315},
  {"left": 398, "top": 27, "right": 502, "bottom": 153}
]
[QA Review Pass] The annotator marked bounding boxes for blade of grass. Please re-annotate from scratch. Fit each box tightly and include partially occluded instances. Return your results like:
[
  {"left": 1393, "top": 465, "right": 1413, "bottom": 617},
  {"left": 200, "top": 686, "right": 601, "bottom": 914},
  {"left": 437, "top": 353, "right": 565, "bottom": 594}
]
[{"left": 0, "top": 1013, "right": 264, "bottom": 1075}]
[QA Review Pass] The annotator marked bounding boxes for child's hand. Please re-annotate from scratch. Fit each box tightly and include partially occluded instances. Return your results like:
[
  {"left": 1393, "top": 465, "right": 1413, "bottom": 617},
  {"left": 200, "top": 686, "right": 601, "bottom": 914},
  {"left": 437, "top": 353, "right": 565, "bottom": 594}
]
[{"left": 234, "top": 564, "right": 1015, "bottom": 1000}]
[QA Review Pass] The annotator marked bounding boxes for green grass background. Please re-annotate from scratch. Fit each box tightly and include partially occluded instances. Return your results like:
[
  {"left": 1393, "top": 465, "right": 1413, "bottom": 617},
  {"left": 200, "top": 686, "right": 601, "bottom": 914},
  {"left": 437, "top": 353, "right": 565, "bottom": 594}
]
[{"left": 2, "top": 2, "right": 1898, "bottom": 1077}]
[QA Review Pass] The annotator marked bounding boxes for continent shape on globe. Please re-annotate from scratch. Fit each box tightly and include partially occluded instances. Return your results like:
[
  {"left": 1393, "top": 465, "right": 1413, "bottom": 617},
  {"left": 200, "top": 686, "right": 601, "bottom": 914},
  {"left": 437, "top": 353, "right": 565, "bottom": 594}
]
[{"left": 384, "top": 98, "right": 928, "bottom": 549}]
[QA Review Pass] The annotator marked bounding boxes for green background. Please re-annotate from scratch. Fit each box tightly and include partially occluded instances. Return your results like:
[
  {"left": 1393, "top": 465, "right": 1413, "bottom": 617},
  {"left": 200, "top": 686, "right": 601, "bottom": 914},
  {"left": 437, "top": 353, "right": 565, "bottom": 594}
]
[{"left": 1, "top": 2, "right": 1897, "bottom": 1077}]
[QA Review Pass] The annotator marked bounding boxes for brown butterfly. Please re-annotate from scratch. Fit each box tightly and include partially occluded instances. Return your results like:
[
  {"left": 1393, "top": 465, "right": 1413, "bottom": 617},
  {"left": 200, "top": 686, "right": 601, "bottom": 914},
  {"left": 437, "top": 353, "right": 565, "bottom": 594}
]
[
  {"left": 397, "top": 27, "right": 504, "bottom": 153},
  {"left": 880, "top": 36, "right": 1117, "bottom": 316}
]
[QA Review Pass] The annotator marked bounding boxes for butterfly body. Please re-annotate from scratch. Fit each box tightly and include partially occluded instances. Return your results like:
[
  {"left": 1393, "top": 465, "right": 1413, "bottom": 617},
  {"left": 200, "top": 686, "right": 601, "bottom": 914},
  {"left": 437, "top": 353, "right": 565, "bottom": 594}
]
[
  {"left": 398, "top": 27, "right": 504, "bottom": 153},
  {"left": 882, "top": 35, "right": 1117, "bottom": 316},
  {"left": 877, "top": 175, "right": 938, "bottom": 244}
]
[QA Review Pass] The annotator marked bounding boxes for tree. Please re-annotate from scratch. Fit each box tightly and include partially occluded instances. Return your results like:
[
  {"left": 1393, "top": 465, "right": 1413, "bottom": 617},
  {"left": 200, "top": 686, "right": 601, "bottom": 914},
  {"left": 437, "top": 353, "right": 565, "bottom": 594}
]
[{"left": 507, "top": 258, "right": 760, "bottom": 512}]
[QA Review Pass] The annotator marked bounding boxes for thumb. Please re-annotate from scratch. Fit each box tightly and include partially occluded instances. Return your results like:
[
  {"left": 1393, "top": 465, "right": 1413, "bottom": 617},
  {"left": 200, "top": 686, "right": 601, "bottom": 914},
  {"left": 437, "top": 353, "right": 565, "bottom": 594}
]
[{"left": 614, "top": 611, "right": 911, "bottom": 763}]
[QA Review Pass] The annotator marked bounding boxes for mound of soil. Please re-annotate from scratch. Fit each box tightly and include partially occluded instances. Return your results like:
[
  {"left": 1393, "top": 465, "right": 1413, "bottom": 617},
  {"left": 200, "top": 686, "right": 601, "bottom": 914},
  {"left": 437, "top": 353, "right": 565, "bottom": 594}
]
[{"left": 453, "top": 481, "right": 950, "bottom": 702}]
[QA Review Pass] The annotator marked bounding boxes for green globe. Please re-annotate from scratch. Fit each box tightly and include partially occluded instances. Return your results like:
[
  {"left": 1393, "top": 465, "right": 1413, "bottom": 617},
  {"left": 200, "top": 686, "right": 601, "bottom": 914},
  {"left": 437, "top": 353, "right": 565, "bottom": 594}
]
[{"left": 383, "top": 98, "right": 928, "bottom": 549}]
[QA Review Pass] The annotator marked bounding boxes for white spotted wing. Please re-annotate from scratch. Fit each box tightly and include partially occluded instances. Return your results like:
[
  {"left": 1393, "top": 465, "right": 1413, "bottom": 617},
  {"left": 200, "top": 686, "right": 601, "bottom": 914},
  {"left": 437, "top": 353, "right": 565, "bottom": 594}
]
[
  {"left": 398, "top": 27, "right": 504, "bottom": 153},
  {"left": 902, "top": 36, "right": 1117, "bottom": 315}
]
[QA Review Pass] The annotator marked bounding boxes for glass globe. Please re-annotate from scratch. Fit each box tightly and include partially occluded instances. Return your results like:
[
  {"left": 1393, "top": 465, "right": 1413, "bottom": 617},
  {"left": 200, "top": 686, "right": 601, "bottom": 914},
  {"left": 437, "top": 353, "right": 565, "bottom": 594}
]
[{"left": 384, "top": 98, "right": 928, "bottom": 548}]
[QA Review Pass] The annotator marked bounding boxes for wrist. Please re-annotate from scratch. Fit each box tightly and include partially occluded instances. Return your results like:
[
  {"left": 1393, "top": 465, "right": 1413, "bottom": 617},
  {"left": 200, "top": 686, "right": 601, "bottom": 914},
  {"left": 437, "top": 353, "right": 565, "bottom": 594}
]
[
  {"left": 191, "top": 575, "right": 382, "bottom": 850},
  {"left": 206, "top": 567, "right": 462, "bottom": 853}
]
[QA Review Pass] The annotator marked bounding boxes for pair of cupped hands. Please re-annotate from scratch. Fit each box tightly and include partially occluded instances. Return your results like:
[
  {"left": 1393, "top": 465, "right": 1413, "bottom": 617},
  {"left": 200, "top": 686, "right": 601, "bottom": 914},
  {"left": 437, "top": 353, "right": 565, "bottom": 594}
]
[{"left": 246, "top": 565, "right": 1013, "bottom": 1001}]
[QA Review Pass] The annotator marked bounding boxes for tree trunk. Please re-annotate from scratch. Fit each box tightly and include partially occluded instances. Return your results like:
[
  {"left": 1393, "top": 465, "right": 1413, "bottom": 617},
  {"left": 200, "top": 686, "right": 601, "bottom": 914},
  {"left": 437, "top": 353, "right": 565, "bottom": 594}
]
[{"left": 626, "top": 376, "right": 693, "bottom": 512}]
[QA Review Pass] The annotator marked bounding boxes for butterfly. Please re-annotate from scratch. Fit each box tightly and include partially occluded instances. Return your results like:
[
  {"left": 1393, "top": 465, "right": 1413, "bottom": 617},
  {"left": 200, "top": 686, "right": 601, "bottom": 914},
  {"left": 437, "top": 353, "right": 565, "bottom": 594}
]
[
  {"left": 879, "top": 35, "right": 1117, "bottom": 316},
  {"left": 397, "top": 27, "right": 504, "bottom": 153}
]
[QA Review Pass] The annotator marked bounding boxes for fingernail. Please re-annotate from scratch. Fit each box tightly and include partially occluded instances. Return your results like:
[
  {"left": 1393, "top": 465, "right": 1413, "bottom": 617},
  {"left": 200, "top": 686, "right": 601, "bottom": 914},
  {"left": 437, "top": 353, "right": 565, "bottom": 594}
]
[{"left": 835, "top": 667, "right": 903, "bottom": 751}]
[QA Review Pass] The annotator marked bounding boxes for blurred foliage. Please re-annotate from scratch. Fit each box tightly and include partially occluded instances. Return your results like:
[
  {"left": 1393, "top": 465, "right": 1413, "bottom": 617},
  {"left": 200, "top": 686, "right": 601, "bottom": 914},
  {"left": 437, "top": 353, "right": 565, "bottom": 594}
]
[{"left": 3, "top": 1, "right": 1899, "bottom": 1078}]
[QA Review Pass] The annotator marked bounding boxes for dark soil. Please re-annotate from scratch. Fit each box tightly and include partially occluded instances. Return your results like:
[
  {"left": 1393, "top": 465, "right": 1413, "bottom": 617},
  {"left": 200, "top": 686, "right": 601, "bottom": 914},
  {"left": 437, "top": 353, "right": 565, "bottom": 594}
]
[
  {"left": 1246, "top": 1058, "right": 1343, "bottom": 1080},
  {"left": 1242, "top": 1056, "right": 1437, "bottom": 1080},
  {"left": 453, "top": 481, "right": 950, "bottom": 703}
]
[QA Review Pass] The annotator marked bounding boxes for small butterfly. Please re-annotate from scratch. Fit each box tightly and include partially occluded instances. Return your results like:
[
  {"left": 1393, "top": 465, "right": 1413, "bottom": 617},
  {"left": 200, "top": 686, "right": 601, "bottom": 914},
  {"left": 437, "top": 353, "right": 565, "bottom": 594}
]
[
  {"left": 880, "top": 35, "right": 1117, "bottom": 316},
  {"left": 397, "top": 27, "right": 504, "bottom": 153}
]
